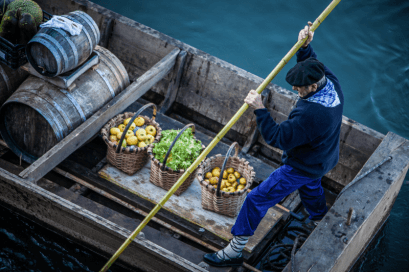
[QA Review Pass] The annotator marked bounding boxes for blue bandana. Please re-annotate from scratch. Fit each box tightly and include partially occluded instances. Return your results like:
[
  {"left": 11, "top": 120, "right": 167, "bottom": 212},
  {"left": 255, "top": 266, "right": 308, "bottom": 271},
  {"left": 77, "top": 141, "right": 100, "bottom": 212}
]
[{"left": 303, "top": 79, "right": 340, "bottom": 108}]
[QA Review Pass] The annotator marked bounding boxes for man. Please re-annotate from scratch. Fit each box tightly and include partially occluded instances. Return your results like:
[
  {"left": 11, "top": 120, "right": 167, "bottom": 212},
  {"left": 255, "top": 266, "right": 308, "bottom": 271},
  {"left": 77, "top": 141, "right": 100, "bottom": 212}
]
[{"left": 203, "top": 22, "right": 344, "bottom": 267}]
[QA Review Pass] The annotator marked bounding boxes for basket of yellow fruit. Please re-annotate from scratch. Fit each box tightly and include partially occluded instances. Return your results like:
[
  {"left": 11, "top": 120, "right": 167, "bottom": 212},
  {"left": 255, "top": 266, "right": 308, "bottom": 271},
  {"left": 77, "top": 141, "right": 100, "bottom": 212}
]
[
  {"left": 148, "top": 123, "right": 205, "bottom": 196},
  {"left": 101, "top": 103, "right": 162, "bottom": 175},
  {"left": 197, "top": 142, "right": 255, "bottom": 217}
]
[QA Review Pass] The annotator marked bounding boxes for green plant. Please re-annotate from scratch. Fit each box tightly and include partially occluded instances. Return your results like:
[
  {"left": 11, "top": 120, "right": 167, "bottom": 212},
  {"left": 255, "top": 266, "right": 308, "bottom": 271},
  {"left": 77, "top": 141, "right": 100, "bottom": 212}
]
[{"left": 152, "top": 128, "right": 202, "bottom": 171}]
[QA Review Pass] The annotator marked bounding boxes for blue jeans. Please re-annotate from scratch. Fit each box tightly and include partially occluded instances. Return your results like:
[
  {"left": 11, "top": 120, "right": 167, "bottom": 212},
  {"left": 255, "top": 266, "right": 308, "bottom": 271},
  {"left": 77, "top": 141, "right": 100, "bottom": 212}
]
[{"left": 231, "top": 165, "right": 328, "bottom": 236}]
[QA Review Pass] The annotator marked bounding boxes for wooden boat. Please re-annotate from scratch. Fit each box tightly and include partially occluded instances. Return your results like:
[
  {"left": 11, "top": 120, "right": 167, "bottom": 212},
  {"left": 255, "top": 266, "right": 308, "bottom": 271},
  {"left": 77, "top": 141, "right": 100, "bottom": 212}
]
[{"left": 0, "top": 0, "right": 408, "bottom": 271}]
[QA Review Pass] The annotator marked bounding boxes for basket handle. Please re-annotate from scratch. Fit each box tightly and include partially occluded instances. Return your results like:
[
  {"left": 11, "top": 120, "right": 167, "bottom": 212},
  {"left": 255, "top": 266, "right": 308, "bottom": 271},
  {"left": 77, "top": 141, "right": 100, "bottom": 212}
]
[
  {"left": 115, "top": 103, "right": 157, "bottom": 153},
  {"left": 161, "top": 123, "right": 196, "bottom": 171},
  {"left": 216, "top": 142, "right": 240, "bottom": 197}
]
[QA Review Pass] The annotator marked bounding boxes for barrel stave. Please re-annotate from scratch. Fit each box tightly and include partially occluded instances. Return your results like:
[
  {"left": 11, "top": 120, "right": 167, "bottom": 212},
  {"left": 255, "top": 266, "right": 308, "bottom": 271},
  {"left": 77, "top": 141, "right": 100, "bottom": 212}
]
[{"left": 0, "top": 46, "right": 129, "bottom": 163}]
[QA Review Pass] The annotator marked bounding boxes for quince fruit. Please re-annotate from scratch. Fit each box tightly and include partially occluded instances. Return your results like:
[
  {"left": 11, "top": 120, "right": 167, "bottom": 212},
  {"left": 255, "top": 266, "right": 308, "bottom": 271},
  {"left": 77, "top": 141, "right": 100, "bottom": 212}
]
[
  {"left": 134, "top": 117, "right": 145, "bottom": 127},
  {"left": 110, "top": 127, "right": 120, "bottom": 135},
  {"left": 127, "top": 136, "right": 138, "bottom": 146},
  {"left": 118, "top": 124, "right": 126, "bottom": 132},
  {"left": 146, "top": 125, "right": 157, "bottom": 136}
]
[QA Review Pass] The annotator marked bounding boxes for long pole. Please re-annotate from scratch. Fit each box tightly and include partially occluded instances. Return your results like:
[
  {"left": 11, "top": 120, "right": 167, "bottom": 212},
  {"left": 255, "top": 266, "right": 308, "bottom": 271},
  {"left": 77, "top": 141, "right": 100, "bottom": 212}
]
[{"left": 101, "top": 0, "right": 341, "bottom": 271}]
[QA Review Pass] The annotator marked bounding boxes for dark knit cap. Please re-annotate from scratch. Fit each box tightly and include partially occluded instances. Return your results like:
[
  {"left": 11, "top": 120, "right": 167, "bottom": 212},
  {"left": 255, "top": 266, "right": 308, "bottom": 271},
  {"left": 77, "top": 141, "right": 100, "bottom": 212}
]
[{"left": 286, "top": 57, "right": 325, "bottom": 86}]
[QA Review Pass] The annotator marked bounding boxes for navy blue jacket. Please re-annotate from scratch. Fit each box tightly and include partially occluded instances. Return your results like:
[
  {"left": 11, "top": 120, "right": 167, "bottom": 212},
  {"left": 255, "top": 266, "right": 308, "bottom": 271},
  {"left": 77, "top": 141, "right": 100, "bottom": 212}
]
[{"left": 254, "top": 45, "right": 344, "bottom": 178}]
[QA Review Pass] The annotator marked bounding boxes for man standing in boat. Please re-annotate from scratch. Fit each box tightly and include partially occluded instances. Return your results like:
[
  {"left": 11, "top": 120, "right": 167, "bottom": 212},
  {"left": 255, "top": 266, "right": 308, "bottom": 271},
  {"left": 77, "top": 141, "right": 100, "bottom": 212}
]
[{"left": 204, "top": 22, "right": 344, "bottom": 267}]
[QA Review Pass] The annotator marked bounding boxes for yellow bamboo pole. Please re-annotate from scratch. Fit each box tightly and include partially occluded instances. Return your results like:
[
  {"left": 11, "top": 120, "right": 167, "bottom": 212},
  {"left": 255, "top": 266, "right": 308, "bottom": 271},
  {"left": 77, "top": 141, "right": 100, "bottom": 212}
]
[{"left": 100, "top": 0, "right": 341, "bottom": 271}]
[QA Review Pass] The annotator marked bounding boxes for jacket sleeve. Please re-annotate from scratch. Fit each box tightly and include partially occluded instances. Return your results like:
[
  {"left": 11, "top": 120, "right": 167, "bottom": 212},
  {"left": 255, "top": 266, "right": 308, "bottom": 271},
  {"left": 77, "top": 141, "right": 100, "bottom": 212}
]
[
  {"left": 297, "top": 44, "right": 339, "bottom": 84},
  {"left": 254, "top": 108, "right": 321, "bottom": 151}
]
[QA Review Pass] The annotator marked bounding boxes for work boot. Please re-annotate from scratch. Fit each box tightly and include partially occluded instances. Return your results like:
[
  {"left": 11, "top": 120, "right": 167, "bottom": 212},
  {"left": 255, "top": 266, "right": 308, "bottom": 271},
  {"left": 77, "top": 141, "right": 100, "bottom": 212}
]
[{"left": 203, "top": 252, "right": 244, "bottom": 267}]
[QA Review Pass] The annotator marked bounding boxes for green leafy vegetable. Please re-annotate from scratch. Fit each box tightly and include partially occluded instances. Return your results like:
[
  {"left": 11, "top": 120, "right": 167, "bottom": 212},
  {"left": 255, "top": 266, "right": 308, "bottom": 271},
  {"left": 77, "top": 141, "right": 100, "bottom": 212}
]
[{"left": 152, "top": 128, "right": 203, "bottom": 171}]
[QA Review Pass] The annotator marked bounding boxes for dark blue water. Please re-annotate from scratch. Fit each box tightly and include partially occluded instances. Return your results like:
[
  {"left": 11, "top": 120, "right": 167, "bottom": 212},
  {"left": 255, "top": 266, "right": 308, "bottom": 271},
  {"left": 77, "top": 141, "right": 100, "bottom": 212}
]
[{"left": 1, "top": 0, "right": 409, "bottom": 271}]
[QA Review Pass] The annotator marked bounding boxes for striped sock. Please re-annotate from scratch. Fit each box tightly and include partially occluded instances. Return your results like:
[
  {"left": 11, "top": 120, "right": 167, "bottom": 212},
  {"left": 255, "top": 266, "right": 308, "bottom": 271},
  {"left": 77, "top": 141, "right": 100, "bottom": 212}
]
[{"left": 216, "top": 236, "right": 249, "bottom": 260}]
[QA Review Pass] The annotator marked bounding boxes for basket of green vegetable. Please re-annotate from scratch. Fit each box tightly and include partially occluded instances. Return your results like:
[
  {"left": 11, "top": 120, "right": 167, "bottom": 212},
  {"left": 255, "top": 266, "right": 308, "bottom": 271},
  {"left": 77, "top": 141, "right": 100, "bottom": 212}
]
[{"left": 147, "top": 124, "right": 205, "bottom": 196}]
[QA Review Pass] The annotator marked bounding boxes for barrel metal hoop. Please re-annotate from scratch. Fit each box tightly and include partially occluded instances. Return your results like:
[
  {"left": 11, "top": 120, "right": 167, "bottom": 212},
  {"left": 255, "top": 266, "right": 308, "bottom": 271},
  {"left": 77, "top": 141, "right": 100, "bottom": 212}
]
[
  {"left": 71, "top": 11, "right": 100, "bottom": 44},
  {"left": 50, "top": 28, "right": 79, "bottom": 68},
  {"left": 11, "top": 93, "right": 65, "bottom": 141},
  {"left": 95, "top": 48, "right": 129, "bottom": 87},
  {"left": 21, "top": 89, "right": 73, "bottom": 134},
  {"left": 0, "top": 65, "right": 12, "bottom": 92},
  {"left": 58, "top": 89, "right": 87, "bottom": 122},
  {"left": 99, "top": 56, "right": 124, "bottom": 90},
  {"left": 36, "top": 33, "right": 70, "bottom": 73},
  {"left": 30, "top": 37, "right": 63, "bottom": 76},
  {"left": 64, "top": 15, "right": 93, "bottom": 55},
  {"left": 95, "top": 68, "right": 116, "bottom": 99}
]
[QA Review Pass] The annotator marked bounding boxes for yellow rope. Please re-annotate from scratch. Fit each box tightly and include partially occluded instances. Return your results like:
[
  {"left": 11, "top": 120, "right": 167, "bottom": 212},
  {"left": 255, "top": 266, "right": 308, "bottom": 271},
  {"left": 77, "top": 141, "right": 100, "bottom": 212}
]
[{"left": 100, "top": 0, "right": 341, "bottom": 271}]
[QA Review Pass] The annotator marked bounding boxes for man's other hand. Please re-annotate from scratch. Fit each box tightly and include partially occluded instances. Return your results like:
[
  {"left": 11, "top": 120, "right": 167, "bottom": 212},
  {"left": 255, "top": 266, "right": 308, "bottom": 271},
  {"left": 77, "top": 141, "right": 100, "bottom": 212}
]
[
  {"left": 299, "top": 21, "right": 314, "bottom": 48},
  {"left": 245, "top": 90, "right": 265, "bottom": 110}
]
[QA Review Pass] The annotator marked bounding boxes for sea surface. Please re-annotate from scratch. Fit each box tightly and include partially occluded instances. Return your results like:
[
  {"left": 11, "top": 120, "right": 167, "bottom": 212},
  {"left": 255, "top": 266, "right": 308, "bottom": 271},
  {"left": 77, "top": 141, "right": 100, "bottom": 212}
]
[{"left": 2, "top": 0, "right": 409, "bottom": 271}]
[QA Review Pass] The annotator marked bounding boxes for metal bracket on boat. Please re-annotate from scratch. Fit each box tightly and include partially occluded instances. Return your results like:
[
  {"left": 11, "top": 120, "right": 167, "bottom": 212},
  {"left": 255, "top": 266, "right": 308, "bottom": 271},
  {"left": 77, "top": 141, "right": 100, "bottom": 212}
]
[
  {"left": 21, "top": 51, "right": 100, "bottom": 89},
  {"left": 336, "top": 156, "right": 393, "bottom": 201}
]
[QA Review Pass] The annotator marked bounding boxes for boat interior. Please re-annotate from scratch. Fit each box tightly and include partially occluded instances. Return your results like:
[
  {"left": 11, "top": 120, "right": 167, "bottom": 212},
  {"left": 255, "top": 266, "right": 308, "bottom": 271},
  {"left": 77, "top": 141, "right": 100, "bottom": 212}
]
[{"left": 0, "top": 0, "right": 408, "bottom": 272}]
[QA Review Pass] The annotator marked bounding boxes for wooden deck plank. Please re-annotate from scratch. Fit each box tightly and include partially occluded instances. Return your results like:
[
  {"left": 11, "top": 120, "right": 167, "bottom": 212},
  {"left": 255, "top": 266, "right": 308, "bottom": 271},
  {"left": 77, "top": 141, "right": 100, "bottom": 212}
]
[
  {"left": 98, "top": 162, "right": 283, "bottom": 253},
  {"left": 19, "top": 48, "right": 180, "bottom": 183}
]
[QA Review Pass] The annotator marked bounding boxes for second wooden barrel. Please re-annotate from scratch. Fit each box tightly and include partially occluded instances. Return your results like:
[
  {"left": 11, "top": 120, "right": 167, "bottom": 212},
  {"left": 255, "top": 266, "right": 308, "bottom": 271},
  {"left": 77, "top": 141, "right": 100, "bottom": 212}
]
[
  {"left": 0, "top": 46, "right": 130, "bottom": 163},
  {"left": 27, "top": 10, "right": 100, "bottom": 77},
  {"left": 0, "top": 63, "right": 29, "bottom": 105}
]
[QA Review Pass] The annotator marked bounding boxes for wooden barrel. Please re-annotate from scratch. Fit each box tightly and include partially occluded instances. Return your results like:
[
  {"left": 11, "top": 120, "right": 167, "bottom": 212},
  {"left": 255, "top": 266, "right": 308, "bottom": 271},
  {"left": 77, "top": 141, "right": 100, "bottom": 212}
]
[
  {"left": 0, "top": 46, "right": 129, "bottom": 163},
  {"left": 26, "top": 10, "right": 100, "bottom": 77},
  {"left": 0, "top": 63, "right": 29, "bottom": 105}
]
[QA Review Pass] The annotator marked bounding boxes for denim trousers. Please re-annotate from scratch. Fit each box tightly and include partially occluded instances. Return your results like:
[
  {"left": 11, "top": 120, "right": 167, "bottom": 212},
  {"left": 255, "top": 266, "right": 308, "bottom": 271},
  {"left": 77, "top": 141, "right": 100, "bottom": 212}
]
[{"left": 231, "top": 164, "right": 328, "bottom": 236}]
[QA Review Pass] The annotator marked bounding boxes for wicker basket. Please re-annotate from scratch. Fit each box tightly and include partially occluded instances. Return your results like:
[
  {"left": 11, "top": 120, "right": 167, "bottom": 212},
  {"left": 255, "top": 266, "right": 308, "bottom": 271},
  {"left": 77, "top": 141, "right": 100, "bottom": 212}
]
[
  {"left": 147, "top": 123, "right": 205, "bottom": 196},
  {"left": 197, "top": 142, "right": 255, "bottom": 217},
  {"left": 101, "top": 103, "right": 162, "bottom": 175}
]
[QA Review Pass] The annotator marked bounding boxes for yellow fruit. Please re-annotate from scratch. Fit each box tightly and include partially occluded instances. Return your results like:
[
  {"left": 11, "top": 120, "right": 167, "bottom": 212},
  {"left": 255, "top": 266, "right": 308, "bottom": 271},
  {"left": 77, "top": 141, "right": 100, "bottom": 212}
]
[
  {"left": 237, "top": 185, "right": 245, "bottom": 191},
  {"left": 212, "top": 169, "right": 221, "bottom": 178},
  {"left": 225, "top": 181, "right": 231, "bottom": 187},
  {"left": 222, "top": 170, "right": 228, "bottom": 179},
  {"left": 136, "top": 130, "right": 147, "bottom": 141},
  {"left": 125, "top": 130, "right": 134, "bottom": 139},
  {"left": 213, "top": 167, "right": 221, "bottom": 172},
  {"left": 146, "top": 125, "right": 157, "bottom": 136},
  {"left": 127, "top": 136, "right": 138, "bottom": 146},
  {"left": 221, "top": 188, "right": 229, "bottom": 192},
  {"left": 232, "top": 181, "right": 238, "bottom": 189},
  {"left": 205, "top": 172, "right": 212, "bottom": 179},
  {"left": 134, "top": 117, "right": 145, "bottom": 127},
  {"left": 136, "top": 128, "right": 146, "bottom": 136},
  {"left": 109, "top": 135, "right": 117, "bottom": 142},
  {"left": 123, "top": 118, "right": 132, "bottom": 125},
  {"left": 110, "top": 127, "right": 120, "bottom": 135},
  {"left": 118, "top": 124, "right": 126, "bottom": 132},
  {"left": 138, "top": 141, "right": 147, "bottom": 148},
  {"left": 209, "top": 177, "right": 218, "bottom": 185},
  {"left": 227, "top": 187, "right": 235, "bottom": 192},
  {"left": 228, "top": 174, "right": 236, "bottom": 183},
  {"left": 129, "top": 123, "right": 136, "bottom": 131},
  {"left": 226, "top": 167, "right": 234, "bottom": 174},
  {"left": 116, "top": 132, "right": 123, "bottom": 140},
  {"left": 145, "top": 135, "right": 155, "bottom": 144},
  {"left": 234, "top": 171, "right": 241, "bottom": 179},
  {"left": 121, "top": 139, "right": 127, "bottom": 148},
  {"left": 221, "top": 180, "right": 226, "bottom": 189},
  {"left": 239, "top": 177, "right": 247, "bottom": 185}
]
